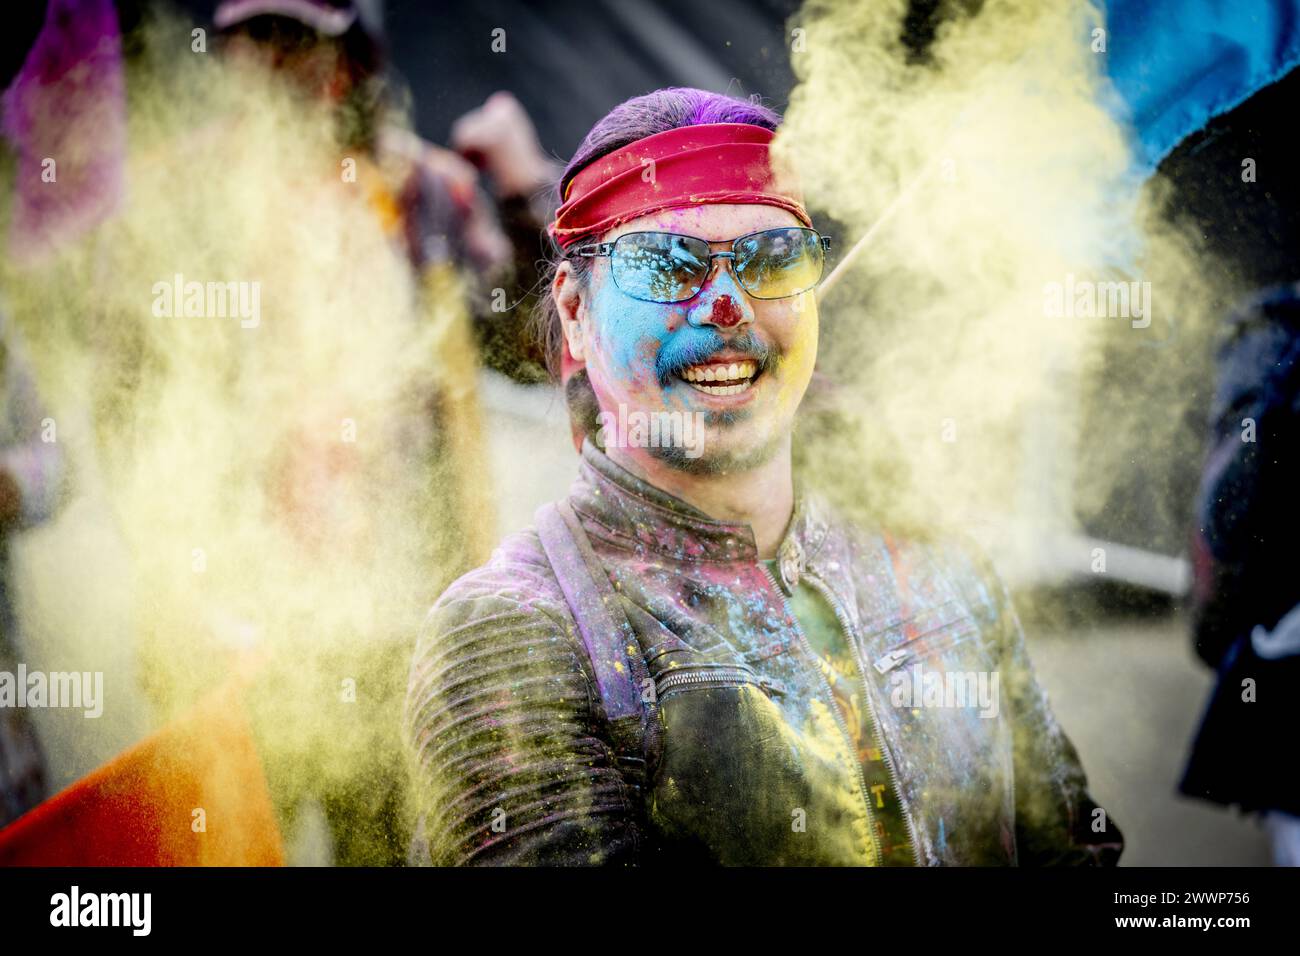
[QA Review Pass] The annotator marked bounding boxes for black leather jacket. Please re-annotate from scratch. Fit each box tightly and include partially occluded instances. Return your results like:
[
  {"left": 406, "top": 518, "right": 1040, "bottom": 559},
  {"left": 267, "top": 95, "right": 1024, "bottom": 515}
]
[{"left": 405, "top": 442, "right": 1123, "bottom": 865}]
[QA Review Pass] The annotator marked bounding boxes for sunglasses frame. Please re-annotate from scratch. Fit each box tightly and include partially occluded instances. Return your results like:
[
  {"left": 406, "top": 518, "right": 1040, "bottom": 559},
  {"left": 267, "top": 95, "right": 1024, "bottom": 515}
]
[{"left": 572, "top": 227, "right": 833, "bottom": 304}]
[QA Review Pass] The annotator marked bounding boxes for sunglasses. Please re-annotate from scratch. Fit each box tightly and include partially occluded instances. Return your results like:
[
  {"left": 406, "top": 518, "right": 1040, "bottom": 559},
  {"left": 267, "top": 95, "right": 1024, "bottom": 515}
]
[{"left": 573, "top": 227, "right": 832, "bottom": 304}]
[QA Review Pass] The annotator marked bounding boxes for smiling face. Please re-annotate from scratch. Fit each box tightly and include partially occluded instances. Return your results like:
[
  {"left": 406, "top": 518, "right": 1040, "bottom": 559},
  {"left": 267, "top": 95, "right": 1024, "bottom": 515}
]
[{"left": 556, "top": 203, "right": 820, "bottom": 474}]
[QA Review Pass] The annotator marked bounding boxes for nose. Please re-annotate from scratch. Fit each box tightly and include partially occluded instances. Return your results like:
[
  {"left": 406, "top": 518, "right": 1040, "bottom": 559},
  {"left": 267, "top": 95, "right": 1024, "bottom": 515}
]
[{"left": 685, "top": 258, "right": 755, "bottom": 330}]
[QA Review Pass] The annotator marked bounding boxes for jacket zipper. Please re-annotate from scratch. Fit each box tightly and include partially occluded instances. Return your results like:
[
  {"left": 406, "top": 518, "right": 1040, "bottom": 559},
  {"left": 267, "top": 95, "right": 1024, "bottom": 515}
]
[
  {"left": 872, "top": 615, "right": 978, "bottom": 674},
  {"left": 759, "top": 562, "right": 883, "bottom": 866},
  {"left": 655, "top": 665, "right": 784, "bottom": 698},
  {"left": 802, "top": 571, "right": 924, "bottom": 867}
]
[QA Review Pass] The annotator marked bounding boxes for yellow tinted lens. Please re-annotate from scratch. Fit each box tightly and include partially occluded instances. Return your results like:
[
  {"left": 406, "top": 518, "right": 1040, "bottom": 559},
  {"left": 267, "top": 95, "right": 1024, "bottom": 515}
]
[{"left": 734, "top": 228, "right": 823, "bottom": 299}]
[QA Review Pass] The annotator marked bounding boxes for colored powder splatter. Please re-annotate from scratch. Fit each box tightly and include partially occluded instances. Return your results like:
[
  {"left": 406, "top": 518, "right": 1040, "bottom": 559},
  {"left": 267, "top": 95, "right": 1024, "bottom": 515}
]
[
  {"left": 2, "top": 12, "right": 476, "bottom": 863},
  {"left": 778, "top": 0, "right": 1231, "bottom": 563}
]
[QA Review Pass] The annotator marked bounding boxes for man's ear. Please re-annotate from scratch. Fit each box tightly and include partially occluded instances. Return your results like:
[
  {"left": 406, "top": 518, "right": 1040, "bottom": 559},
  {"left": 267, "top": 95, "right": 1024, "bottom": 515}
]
[{"left": 553, "top": 259, "right": 586, "bottom": 364}]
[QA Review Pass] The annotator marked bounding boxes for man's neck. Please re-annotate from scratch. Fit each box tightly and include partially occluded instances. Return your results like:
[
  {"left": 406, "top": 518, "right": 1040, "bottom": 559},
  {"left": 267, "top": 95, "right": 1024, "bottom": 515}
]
[{"left": 606, "top": 440, "right": 795, "bottom": 560}]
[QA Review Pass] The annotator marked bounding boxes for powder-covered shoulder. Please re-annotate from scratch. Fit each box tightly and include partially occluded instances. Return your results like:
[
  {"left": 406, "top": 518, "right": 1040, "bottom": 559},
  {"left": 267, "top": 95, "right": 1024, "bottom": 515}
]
[{"left": 417, "top": 524, "right": 572, "bottom": 640}]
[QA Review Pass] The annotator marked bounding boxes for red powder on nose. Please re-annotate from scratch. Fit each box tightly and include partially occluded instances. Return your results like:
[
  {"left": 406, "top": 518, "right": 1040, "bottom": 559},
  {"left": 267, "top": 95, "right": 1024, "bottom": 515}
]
[{"left": 711, "top": 295, "right": 744, "bottom": 328}]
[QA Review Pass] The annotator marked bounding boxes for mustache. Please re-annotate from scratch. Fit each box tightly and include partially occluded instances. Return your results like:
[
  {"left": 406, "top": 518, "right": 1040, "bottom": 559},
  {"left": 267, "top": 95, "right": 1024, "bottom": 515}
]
[{"left": 654, "top": 328, "right": 780, "bottom": 387}]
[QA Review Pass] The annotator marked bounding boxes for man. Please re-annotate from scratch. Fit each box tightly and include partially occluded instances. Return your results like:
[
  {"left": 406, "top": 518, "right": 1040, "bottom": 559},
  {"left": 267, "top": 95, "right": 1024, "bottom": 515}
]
[{"left": 405, "top": 88, "right": 1123, "bottom": 866}]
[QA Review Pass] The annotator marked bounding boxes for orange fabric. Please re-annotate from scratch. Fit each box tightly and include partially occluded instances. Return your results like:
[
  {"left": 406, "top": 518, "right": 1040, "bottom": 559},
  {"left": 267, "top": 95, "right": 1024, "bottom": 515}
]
[
  {"left": 365, "top": 175, "right": 403, "bottom": 237},
  {"left": 0, "top": 680, "right": 283, "bottom": 866}
]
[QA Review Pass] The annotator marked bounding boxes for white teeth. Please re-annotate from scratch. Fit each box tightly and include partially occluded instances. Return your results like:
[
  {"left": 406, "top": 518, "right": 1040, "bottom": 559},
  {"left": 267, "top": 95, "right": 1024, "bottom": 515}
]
[
  {"left": 680, "top": 360, "right": 758, "bottom": 384},
  {"left": 688, "top": 381, "right": 750, "bottom": 395}
]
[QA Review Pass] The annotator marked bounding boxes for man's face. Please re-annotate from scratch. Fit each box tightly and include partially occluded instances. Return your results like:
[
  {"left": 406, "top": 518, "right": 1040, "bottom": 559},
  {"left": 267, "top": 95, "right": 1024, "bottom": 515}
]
[{"left": 567, "top": 203, "right": 820, "bottom": 473}]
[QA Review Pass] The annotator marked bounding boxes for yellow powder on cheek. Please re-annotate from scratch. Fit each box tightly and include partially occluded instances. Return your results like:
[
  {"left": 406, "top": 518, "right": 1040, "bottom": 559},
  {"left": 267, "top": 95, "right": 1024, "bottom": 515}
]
[{"left": 769, "top": 298, "right": 819, "bottom": 417}]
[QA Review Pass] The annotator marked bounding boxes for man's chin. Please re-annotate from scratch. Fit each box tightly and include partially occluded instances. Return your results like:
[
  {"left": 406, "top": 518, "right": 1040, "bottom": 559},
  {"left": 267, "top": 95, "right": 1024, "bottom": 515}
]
[{"left": 647, "top": 427, "right": 785, "bottom": 476}]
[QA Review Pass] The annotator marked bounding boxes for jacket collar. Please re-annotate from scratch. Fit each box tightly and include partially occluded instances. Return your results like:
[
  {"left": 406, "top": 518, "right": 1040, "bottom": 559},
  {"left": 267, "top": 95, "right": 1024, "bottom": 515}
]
[{"left": 569, "top": 439, "right": 831, "bottom": 572}]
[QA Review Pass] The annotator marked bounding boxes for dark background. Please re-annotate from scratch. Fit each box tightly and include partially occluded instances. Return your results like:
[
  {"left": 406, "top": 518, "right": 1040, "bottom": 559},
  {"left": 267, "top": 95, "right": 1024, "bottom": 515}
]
[
  {"left": 5, "top": 0, "right": 1298, "bottom": 283},
  {"left": 4, "top": 0, "right": 1299, "bottom": 556}
]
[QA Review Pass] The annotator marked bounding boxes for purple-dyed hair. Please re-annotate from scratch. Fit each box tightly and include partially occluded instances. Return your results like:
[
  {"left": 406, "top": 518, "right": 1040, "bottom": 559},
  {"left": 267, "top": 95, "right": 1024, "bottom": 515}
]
[
  {"left": 536, "top": 88, "right": 783, "bottom": 385},
  {"left": 556, "top": 87, "right": 782, "bottom": 212}
]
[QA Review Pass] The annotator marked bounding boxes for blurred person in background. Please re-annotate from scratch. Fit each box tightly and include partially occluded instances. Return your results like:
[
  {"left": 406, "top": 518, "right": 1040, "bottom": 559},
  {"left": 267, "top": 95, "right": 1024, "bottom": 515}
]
[
  {"left": 1181, "top": 283, "right": 1300, "bottom": 866},
  {"left": 0, "top": 312, "right": 65, "bottom": 830},
  {"left": 218, "top": 0, "right": 507, "bottom": 564},
  {"left": 449, "top": 89, "right": 562, "bottom": 384},
  {"left": 0, "top": 0, "right": 83, "bottom": 832},
  {"left": 214, "top": 0, "right": 511, "bottom": 864}
]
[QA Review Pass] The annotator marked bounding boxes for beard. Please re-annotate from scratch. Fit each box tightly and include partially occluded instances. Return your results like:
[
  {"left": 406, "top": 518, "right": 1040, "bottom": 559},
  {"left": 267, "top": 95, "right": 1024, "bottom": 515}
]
[{"left": 647, "top": 412, "right": 788, "bottom": 476}]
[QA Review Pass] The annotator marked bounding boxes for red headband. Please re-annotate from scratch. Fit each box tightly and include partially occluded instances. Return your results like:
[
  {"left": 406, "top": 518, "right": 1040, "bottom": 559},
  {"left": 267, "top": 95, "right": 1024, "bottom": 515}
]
[{"left": 547, "top": 123, "right": 810, "bottom": 249}]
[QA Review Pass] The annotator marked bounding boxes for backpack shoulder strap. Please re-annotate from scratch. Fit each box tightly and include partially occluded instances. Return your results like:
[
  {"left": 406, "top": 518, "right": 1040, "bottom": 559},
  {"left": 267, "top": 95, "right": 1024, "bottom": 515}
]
[{"left": 535, "top": 500, "right": 650, "bottom": 782}]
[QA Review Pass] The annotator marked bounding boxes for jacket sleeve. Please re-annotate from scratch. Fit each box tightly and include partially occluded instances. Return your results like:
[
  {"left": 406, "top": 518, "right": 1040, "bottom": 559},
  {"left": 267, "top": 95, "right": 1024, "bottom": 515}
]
[
  {"left": 985, "top": 567, "right": 1124, "bottom": 866},
  {"left": 403, "top": 550, "right": 643, "bottom": 865}
]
